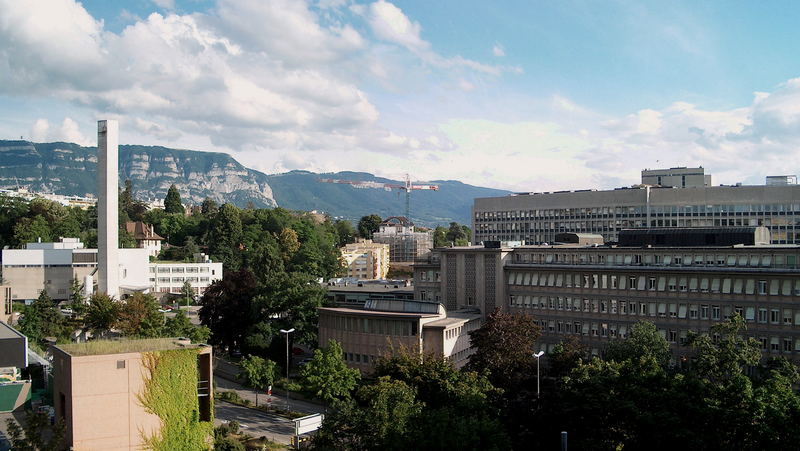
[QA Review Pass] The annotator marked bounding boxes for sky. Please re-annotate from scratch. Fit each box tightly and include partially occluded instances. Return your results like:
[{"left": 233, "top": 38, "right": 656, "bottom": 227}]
[{"left": 2, "top": 0, "right": 800, "bottom": 192}]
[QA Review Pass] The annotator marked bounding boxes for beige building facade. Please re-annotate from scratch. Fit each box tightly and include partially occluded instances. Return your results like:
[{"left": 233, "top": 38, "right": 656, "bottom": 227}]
[
  {"left": 372, "top": 217, "right": 434, "bottom": 263},
  {"left": 52, "top": 338, "right": 213, "bottom": 451},
  {"left": 340, "top": 240, "right": 390, "bottom": 279},
  {"left": 318, "top": 299, "right": 480, "bottom": 370},
  {"left": 415, "top": 233, "right": 800, "bottom": 362}
]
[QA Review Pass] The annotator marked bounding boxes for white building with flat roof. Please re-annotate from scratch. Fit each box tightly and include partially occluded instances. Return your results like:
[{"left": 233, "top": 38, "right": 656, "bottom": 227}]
[{"left": 1, "top": 239, "right": 222, "bottom": 301}]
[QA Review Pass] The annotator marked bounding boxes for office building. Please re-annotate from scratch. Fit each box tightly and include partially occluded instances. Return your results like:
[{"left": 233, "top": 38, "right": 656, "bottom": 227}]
[
  {"left": 372, "top": 216, "right": 434, "bottom": 263},
  {"left": 52, "top": 338, "right": 213, "bottom": 450},
  {"left": 340, "top": 240, "right": 390, "bottom": 279},
  {"left": 414, "top": 228, "right": 800, "bottom": 361},
  {"left": 325, "top": 281, "right": 413, "bottom": 308},
  {"left": 473, "top": 167, "right": 800, "bottom": 245},
  {"left": 1, "top": 238, "right": 222, "bottom": 301},
  {"left": 640, "top": 166, "right": 712, "bottom": 188},
  {"left": 318, "top": 299, "right": 480, "bottom": 370}
]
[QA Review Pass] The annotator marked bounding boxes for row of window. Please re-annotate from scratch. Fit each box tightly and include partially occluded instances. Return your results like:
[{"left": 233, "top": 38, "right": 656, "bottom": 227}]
[
  {"left": 151, "top": 266, "right": 211, "bottom": 273},
  {"left": 476, "top": 203, "right": 800, "bottom": 221},
  {"left": 512, "top": 252, "right": 799, "bottom": 268},
  {"left": 153, "top": 277, "right": 210, "bottom": 283},
  {"left": 444, "top": 320, "right": 480, "bottom": 340},
  {"left": 507, "top": 271, "right": 799, "bottom": 296},
  {"left": 322, "top": 315, "right": 418, "bottom": 336},
  {"left": 510, "top": 295, "right": 800, "bottom": 326}
]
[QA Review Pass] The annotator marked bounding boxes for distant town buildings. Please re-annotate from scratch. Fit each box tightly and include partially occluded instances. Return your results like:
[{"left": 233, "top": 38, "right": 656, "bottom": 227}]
[
  {"left": 473, "top": 167, "right": 800, "bottom": 245},
  {"left": 52, "top": 338, "right": 213, "bottom": 450},
  {"left": 1, "top": 238, "right": 222, "bottom": 302},
  {"left": 414, "top": 228, "right": 800, "bottom": 361},
  {"left": 318, "top": 299, "right": 480, "bottom": 370},
  {"left": 0, "top": 188, "right": 96, "bottom": 209},
  {"left": 340, "top": 240, "right": 390, "bottom": 280},
  {"left": 372, "top": 216, "right": 433, "bottom": 263},
  {"left": 124, "top": 221, "right": 164, "bottom": 257}
]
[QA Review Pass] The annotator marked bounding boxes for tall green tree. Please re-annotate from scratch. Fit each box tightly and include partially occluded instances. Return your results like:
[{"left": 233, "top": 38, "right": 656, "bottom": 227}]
[
  {"left": 18, "top": 290, "right": 70, "bottom": 345},
  {"left": 164, "top": 184, "right": 185, "bottom": 214},
  {"left": 200, "top": 197, "right": 219, "bottom": 217},
  {"left": 466, "top": 309, "right": 541, "bottom": 389},
  {"left": 332, "top": 220, "right": 356, "bottom": 247},
  {"left": 163, "top": 310, "right": 211, "bottom": 343},
  {"left": 238, "top": 355, "right": 277, "bottom": 406},
  {"left": 299, "top": 340, "right": 360, "bottom": 406},
  {"left": 357, "top": 214, "right": 382, "bottom": 239},
  {"left": 13, "top": 215, "right": 52, "bottom": 245},
  {"left": 84, "top": 293, "right": 120, "bottom": 338},
  {"left": 209, "top": 203, "right": 243, "bottom": 270},
  {"left": 117, "top": 292, "right": 163, "bottom": 337}
]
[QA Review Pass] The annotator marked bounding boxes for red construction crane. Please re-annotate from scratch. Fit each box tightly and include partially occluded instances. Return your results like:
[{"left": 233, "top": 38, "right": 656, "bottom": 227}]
[{"left": 319, "top": 174, "right": 438, "bottom": 222}]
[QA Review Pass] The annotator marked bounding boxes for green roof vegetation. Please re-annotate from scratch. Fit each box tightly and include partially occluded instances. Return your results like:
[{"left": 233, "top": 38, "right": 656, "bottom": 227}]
[{"left": 57, "top": 338, "right": 202, "bottom": 356}]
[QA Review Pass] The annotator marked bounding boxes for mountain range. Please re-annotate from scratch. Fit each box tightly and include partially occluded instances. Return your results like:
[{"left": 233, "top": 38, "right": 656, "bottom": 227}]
[{"left": 0, "top": 140, "right": 510, "bottom": 227}]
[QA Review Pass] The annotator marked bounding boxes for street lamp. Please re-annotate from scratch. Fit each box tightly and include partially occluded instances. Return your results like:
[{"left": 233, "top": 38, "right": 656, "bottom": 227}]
[
  {"left": 280, "top": 328, "right": 295, "bottom": 411},
  {"left": 533, "top": 351, "right": 544, "bottom": 398}
]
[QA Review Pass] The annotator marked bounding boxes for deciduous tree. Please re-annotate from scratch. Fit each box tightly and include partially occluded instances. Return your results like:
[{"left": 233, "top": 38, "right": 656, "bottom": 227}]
[
  {"left": 357, "top": 214, "right": 382, "bottom": 239},
  {"left": 299, "top": 340, "right": 360, "bottom": 406}
]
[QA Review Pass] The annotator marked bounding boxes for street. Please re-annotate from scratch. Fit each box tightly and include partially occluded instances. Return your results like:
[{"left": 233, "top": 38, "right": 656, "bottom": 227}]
[{"left": 214, "top": 400, "right": 296, "bottom": 445}]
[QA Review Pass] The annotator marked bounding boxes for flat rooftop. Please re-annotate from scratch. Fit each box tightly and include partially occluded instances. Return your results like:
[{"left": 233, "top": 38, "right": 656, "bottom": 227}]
[
  {"left": 319, "top": 306, "right": 440, "bottom": 318},
  {"left": 424, "top": 310, "right": 482, "bottom": 328},
  {"left": 56, "top": 338, "right": 204, "bottom": 357},
  {"left": 0, "top": 322, "right": 25, "bottom": 340},
  {"left": 326, "top": 284, "right": 413, "bottom": 294}
]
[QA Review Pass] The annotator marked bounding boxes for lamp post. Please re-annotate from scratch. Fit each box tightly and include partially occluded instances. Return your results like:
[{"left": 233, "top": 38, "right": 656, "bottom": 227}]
[
  {"left": 533, "top": 351, "right": 544, "bottom": 398},
  {"left": 280, "top": 328, "right": 295, "bottom": 411}
]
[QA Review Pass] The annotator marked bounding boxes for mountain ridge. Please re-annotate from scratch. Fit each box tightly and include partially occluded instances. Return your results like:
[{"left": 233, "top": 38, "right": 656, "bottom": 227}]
[{"left": 0, "top": 140, "right": 510, "bottom": 226}]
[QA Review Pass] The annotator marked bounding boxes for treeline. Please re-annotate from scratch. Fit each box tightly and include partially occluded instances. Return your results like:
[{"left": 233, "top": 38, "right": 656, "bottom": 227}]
[
  {"left": 301, "top": 312, "right": 800, "bottom": 450},
  {"left": 19, "top": 285, "right": 208, "bottom": 349}
]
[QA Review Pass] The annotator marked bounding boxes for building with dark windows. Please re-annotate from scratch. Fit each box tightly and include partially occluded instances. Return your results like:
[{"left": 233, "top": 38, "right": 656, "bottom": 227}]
[
  {"left": 414, "top": 229, "right": 800, "bottom": 362},
  {"left": 372, "top": 216, "right": 434, "bottom": 263},
  {"left": 473, "top": 167, "right": 800, "bottom": 245}
]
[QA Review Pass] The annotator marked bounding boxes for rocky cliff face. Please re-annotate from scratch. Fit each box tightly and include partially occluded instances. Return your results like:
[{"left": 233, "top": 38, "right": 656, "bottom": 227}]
[{"left": 0, "top": 140, "right": 277, "bottom": 207}]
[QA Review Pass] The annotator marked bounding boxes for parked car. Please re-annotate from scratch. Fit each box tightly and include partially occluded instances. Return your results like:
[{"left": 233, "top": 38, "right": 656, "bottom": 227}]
[{"left": 297, "top": 358, "right": 314, "bottom": 366}]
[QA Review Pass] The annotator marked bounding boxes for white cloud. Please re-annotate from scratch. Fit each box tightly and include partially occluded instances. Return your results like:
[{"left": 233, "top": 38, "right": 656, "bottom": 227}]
[
  {"left": 29, "top": 117, "right": 91, "bottom": 145},
  {"left": 492, "top": 44, "right": 505, "bottom": 57}
]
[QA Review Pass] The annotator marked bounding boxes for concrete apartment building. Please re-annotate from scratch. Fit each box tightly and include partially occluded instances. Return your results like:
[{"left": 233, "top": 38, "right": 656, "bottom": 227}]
[
  {"left": 473, "top": 167, "right": 800, "bottom": 245},
  {"left": 52, "top": 338, "right": 213, "bottom": 451},
  {"left": 318, "top": 299, "right": 481, "bottom": 370},
  {"left": 340, "top": 240, "right": 390, "bottom": 279},
  {"left": 414, "top": 228, "right": 800, "bottom": 361},
  {"left": 1, "top": 238, "right": 222, "bottom": 301},
  {"left": 372, "top": 216, "right": 434, "bottom": 263}
]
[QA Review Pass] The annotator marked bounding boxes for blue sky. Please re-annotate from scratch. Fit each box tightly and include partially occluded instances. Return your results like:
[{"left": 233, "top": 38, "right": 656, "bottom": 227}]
[{"left": 2, "top": 0, "right": 800, "bottom": 191}]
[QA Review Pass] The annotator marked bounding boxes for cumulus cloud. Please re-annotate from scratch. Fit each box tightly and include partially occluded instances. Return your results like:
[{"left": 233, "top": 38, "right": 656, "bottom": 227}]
[{"left": 29, "top": 117, "right": 92, "bottom": 145}]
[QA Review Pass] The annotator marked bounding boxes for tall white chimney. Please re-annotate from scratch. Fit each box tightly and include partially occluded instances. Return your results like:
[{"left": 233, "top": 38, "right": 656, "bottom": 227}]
[{"left": 97, "top": 120, "right": 119, "bottom": 298}]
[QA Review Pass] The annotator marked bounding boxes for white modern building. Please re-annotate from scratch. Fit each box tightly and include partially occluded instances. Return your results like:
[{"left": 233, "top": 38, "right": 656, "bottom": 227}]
[{"left": 1, "top": 239, "right": 222, "bottom": 302}]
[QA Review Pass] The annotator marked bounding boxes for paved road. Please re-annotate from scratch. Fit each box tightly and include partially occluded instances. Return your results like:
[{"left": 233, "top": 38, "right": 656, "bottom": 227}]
[{"left": 215, "top": 401, "right": 296, "bottom": 445}]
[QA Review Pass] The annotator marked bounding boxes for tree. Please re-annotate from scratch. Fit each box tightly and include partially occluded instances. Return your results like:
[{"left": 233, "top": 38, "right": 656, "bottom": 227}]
[
  {"left": 312, "top": 376, "right": 421, "bottom": 450},
  {"left": 209, "top": 204, "right": 243, "bottom": 270},
  {"left": 5, "top": 411, "right": 66, "bottom": 451},
  {"left": 299, "top": 340, "right": 360, "bottom": 406},
  {"left": 433, "top": 226, "right": 448, "bottom": 248},
  {"left": 466, "top": 309, "right": 541, "bottom": 389},
  {"left": 357, "top": 214, "right": 382, "bottom": 239},
  {"left": 163, "top": 310, "right": 211, "bottom": 343},
  {"left": 117, "top": 292, "right": 164, "bottom": 337},
  {"left": 13, "top": 215, "right": 52, "bottom": 245},
  {"left": 333, "top": 220, "right": 356, "bottom": 247},
  {"left": 198, "top": 269, "right": 259, "bottom": 353},
  {"left": 277, "top": 228, "right": 301, "bottom": 263},
  {"left": 179, "top": 280, "right": 194, "bottom": 308},
  {"left": 18, "top": 290, "right": 70, "bottom": 345},
  {"left": 84, "top": 293, "right": 120, "bottom": 338},
  {"left": 548, "top": 335, "right": 589, "bottom": 378},
  {"left": 164, "top": 184, "right": 184, "bottom": 214},
  {"left": 605, "top": 321, "right": 672, "bottom": 367},
  {"left": 445, "top": 222, "right": 469, "bottom": 246},
  {"left": 68, "top": 278, "right": 87, "bottom": 316},
  {"left": 238, "top": 355, "right": 277, "bottom": 406},
  {"left": 200, "top": 197, "right": 219, "bottom": 217}
]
